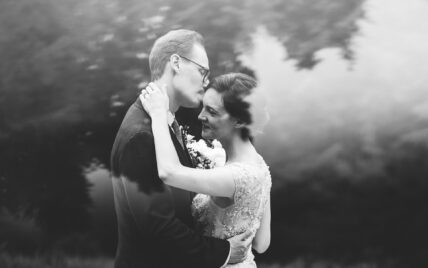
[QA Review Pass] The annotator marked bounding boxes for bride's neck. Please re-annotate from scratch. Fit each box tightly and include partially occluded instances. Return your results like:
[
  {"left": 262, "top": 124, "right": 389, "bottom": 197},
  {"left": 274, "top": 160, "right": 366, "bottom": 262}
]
[{"left": 222, "top": 134, "right": 254, "bottom": 163}]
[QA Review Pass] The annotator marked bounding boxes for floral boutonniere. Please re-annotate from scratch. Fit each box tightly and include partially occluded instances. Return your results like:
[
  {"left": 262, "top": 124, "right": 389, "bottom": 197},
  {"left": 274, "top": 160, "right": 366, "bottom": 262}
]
[{"left": 182, "top": 126, "right": 226, "bottom": 169}]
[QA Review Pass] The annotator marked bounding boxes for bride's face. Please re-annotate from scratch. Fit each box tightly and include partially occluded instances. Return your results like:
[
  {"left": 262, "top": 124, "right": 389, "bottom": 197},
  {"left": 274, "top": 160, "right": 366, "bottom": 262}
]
[{"left": 198, "top": 88, "right": 236, "bottom": 140}]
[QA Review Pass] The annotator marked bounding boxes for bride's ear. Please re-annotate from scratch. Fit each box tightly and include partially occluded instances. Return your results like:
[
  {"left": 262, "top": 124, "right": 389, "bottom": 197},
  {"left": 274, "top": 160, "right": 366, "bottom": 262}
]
[
  {"left": 170, "top": 54, "right": 180, "bottom": 73},
  {"left": 234, "top": 120, "right": 247, "bottom": 129}
]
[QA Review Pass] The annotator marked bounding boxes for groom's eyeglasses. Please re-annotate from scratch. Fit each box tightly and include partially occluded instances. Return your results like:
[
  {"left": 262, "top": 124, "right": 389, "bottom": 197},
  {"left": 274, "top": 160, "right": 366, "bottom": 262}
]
[{"left": 179, "top": 55, "right": 210, "bottom": 83}]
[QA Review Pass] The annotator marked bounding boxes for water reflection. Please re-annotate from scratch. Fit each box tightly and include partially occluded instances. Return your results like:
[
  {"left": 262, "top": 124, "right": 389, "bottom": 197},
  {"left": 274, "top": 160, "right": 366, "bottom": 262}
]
[
  {"left": 85, "top": 165, "right": 116, "bottom": 255},
  {"left": 239, "top": 0, "right": 428, "bottom": 263},
  {"left": 1, "top": 0, "right": 428, "bottom": 265},
  {"left": 240, "top": 0, "right": 428, "bottom": 181}
]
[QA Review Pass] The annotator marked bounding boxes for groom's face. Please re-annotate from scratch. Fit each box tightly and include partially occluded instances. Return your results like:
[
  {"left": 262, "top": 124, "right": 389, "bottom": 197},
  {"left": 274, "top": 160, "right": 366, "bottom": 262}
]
[{"left": 173, "top": 44, "right": 209, "bottom": 108}]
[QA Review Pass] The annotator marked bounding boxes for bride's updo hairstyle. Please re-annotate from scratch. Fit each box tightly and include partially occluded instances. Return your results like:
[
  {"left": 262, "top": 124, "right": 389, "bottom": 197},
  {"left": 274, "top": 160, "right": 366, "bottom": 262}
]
[{"left": 209, "top": 73, "right": 269, "bottom": 142}]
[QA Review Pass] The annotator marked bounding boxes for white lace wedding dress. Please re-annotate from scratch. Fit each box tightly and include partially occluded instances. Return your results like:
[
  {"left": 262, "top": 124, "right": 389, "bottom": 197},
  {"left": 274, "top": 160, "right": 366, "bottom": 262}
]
[{"left": 191, "top": 155, "right": 272, "bottom": 267}]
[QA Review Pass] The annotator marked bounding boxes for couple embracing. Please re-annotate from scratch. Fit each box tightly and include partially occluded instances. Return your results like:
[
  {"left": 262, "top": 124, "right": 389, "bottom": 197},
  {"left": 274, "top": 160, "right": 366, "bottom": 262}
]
[{"left": 111, "top": 29, "right": 271, "bottom": 268}]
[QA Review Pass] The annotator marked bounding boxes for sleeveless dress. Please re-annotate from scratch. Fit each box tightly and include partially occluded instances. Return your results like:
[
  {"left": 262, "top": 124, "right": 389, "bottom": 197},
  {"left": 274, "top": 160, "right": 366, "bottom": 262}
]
[{"left": 191, "top": 155, "right": 272, "bottom": 267}]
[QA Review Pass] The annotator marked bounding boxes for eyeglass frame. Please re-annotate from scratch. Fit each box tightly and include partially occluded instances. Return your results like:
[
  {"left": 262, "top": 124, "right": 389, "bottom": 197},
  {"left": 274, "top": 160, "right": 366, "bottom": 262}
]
[{"left": 177, "top": 54, "right": 210, "bottom": 83}]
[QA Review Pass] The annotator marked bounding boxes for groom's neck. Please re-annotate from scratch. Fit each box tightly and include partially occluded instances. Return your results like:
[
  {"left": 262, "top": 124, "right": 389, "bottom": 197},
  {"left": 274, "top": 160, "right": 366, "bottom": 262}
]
[{"left": 153, "top": 78, "right": 179, "bottom": 114}]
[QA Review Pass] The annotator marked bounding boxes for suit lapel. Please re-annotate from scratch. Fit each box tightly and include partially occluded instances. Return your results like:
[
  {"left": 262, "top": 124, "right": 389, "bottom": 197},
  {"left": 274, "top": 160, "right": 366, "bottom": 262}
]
[
  {"left": 169, "top": 127, "right": 193, "bottom": 168},
  {"left": 168, "top": 128, "right": 195, "bottom": 226}
]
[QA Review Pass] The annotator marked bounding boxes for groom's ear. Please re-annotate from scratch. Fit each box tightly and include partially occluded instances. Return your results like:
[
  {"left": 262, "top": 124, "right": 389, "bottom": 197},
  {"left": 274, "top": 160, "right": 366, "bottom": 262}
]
[{"left": 170, "top": 54, "right": 180, "bottom": 73}]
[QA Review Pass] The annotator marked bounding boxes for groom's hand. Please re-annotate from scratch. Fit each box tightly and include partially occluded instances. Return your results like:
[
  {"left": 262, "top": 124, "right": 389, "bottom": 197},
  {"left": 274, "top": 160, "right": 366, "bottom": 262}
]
[{"left": 227, "top": 230, "right": 253, "bottom": 264}]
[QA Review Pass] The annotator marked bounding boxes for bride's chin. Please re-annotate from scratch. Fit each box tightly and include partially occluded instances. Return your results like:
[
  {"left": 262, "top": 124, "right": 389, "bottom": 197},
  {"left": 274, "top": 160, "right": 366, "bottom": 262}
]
[{"left": 201, "top": 130, "right": 213, "bottom": 140}]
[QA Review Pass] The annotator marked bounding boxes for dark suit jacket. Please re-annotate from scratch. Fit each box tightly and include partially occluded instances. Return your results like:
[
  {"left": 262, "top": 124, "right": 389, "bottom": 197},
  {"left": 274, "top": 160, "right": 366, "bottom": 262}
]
[{"left": 111, "top": 98, "right": 229, "bottom": 268}]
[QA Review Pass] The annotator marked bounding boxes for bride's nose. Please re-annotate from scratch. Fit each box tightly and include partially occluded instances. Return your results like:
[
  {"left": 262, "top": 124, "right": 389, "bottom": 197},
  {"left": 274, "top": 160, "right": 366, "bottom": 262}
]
[{"left": 198, "top": 110, "right": 207, "bottom": 122}]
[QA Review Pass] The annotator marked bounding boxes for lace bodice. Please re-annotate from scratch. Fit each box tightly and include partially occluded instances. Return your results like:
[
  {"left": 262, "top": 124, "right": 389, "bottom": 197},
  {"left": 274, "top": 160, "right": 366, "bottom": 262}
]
[{"left": 191, "top": 156, "right": 272, "bottom": 267}]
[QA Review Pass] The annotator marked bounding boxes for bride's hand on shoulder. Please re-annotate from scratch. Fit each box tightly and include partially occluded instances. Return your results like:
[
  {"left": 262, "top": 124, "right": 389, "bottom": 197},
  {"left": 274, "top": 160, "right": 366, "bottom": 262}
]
[{"left": 140, "top": 82, "right": 169, "bottom": 119}]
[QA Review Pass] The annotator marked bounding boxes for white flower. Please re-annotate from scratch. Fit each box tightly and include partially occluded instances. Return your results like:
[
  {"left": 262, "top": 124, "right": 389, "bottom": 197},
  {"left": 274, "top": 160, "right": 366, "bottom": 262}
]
[
  {"left": 184, "top": 132, "right": 226, "bottom": 168},
  {"left": 212, "top": 140, "right": 222, "bottom": 148},
  {"left": 212, "top": 147, "right": 226, "bottom": 167},
  {"left": 198, "top": 140, "right": 226, "bottom": 167}
]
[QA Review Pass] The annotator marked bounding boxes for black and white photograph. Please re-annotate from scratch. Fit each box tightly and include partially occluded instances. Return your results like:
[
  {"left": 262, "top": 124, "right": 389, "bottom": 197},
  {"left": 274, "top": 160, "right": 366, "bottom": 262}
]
[{"left": 1, "top": 0, "right": 427, "bottom": 267}]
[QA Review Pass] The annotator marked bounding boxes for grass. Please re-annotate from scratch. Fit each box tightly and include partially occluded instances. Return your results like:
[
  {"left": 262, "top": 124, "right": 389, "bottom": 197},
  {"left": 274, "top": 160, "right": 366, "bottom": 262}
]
[
  {"left": 0, "top": 253, "right": 113, "bottom": 268},
  {"left": 258, "top": 259, "right": 382, "bottom": 268},
  {"left": 0, "top": 254, "right": 384, "bottom": 268}
]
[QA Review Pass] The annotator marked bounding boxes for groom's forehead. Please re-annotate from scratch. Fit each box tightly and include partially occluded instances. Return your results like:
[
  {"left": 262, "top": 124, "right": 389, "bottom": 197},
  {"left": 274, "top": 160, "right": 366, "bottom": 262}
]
[{"left": 188, "top": 44, "right": 209, "bottom": 68}]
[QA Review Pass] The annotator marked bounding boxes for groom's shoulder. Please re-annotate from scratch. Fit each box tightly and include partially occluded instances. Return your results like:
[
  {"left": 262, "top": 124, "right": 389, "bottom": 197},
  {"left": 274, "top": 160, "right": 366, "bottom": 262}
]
[
  {"left": 112, "top": 99, "right": 153, "bottom": 149},
  {"left": 120, "top": 99, "right": 152, "bottom": 134}
]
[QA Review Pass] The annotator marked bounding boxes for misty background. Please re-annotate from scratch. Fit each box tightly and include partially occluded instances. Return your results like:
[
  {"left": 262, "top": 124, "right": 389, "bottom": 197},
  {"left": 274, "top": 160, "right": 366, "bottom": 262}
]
[{"left": 1, "top": 0, "right": 428, "bottom": 267}]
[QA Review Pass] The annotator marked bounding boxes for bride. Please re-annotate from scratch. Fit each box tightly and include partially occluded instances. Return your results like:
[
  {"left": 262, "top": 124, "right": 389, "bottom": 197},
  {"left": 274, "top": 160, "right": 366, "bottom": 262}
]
[{"left": 140, "top": 73, "right": 271, "bottom": 267}]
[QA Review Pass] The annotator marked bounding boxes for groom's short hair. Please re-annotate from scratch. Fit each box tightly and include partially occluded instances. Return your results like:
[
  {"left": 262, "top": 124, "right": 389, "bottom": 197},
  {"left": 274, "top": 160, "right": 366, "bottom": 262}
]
[{"left": 149, "top": 29, "right": 204, "bottom": 80}]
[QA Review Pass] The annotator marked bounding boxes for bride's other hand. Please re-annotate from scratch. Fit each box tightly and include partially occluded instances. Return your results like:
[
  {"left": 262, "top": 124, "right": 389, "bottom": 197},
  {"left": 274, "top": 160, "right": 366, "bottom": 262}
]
[{"left": 140, "top": 82, "right": 169, "bottom": 119}]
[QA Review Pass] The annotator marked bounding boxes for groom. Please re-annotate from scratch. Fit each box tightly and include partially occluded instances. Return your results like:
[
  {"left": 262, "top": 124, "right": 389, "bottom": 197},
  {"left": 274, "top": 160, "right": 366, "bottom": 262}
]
[{"left": 111, "top": 29, "right": 251, "bottom": 268}]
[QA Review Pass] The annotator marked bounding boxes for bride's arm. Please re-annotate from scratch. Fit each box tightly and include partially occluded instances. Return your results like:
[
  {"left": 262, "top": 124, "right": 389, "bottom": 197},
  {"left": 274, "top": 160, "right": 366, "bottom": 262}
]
[
  {"left": 140, "top": 84, "right": 235, "bottom": 198},
  {"left": 151, "top": 115, "right": 235, "bottom": 197},
  {"left": 252, "top": 198, "right": 271, "bottom": 253}
]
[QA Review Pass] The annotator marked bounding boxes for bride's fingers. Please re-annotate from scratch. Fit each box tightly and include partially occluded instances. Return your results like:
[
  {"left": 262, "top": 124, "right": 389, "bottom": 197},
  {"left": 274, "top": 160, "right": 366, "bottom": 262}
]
[
  {"left": 141, "top": 89, "right": 149, "bottom": 99},
  {"left": 144, "top": 87, "right": 158, "bottom": 97},
  {"left": 146, "top": 85, "right": 155, "bottom": 93},
  {"left": 147, "top": 82, "right": 162, "bottom": 93},
  {"left": 139, "top": 93, "right": 146, "bottom": 105}
]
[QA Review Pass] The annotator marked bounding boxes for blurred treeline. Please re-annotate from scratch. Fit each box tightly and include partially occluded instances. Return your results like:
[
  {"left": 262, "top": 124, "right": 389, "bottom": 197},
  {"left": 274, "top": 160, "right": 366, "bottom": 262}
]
[{"left": 1, "top": 0, "right": 427, "bottom": 266}]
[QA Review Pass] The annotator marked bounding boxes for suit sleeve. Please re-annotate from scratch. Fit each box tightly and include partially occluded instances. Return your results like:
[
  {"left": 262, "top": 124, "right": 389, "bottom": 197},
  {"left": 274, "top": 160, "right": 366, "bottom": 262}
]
[{"left": 120, "top": 131, "right": 230, "bottom": 268}]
